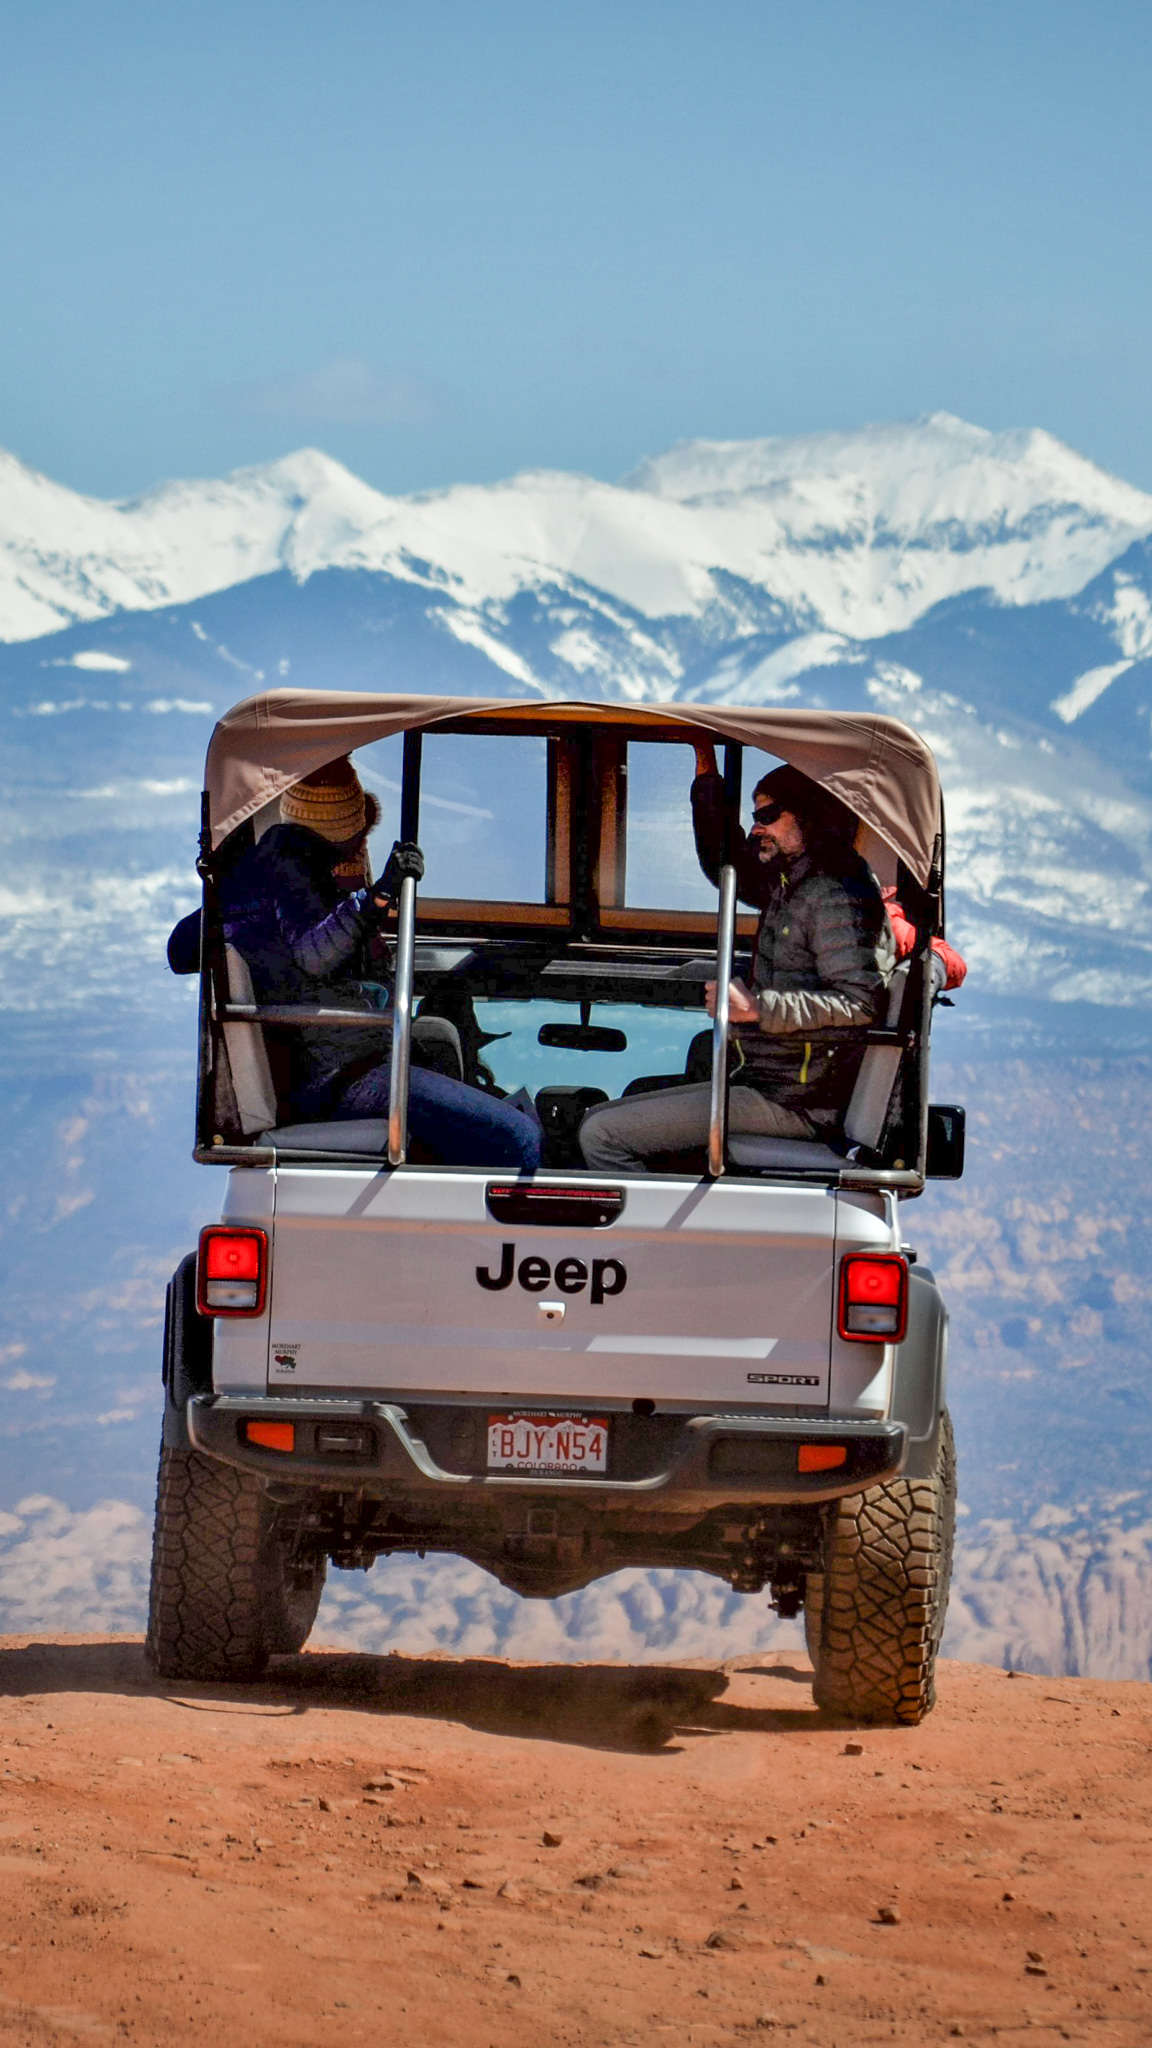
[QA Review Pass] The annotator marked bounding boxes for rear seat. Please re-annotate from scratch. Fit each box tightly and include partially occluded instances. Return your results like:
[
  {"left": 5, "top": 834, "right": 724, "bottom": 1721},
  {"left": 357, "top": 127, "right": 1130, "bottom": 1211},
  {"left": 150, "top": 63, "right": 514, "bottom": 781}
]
[
  {"left": 222, "top": 946, "right": 279, "bottom": 1138},
  {"left": 727, "top": 960, "right": 910, "bottom": 1173},
  {"left": 222, "top": 943, "right": 910, "bottom": 1171},
  {"left": 222, "top": 946, "right": 451, "bottom": 1153}
]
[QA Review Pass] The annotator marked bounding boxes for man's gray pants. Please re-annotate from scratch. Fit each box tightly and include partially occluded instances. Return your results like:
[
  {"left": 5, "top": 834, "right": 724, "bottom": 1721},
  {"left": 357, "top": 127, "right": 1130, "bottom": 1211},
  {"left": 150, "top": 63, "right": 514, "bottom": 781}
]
[{"left": 579, "top": 1081, "right": 813, "bottom": 1172}]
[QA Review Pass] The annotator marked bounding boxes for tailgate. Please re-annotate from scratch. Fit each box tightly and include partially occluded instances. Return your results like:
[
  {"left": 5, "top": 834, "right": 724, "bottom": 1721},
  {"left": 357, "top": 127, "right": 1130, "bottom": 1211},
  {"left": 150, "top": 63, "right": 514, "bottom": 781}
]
[{"left": 265, "top": 1169, "right": 839, "bottom": 1408}]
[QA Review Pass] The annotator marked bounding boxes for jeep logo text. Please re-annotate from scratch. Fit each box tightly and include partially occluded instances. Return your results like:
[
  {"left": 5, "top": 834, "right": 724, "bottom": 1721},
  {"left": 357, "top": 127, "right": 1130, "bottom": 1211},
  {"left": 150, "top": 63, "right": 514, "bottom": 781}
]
[{"left": 476, "top": 1242, "right": 627, "bottom": 1304}]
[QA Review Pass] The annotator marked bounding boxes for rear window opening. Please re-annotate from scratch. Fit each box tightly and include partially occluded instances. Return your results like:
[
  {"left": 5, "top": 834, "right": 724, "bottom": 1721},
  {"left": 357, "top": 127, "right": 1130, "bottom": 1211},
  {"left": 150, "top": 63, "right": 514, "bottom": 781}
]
[
  {"left": 357, "top": 730, "right": 549, "bottom": 905},
  {"left": 623, "top": 740, "right": 744, "bottom": 913}
]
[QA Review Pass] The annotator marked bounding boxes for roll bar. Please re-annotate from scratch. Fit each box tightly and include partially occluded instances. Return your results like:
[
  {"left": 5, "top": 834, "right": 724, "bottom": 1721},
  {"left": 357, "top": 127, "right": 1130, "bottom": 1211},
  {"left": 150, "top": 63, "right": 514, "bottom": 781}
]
[
  {"left": 707, "top": 866, "right": 738, "bottom": 1178},
  {"left": 706, "top": 743, "right": 744, "bottom": 1178},
  {"left": 387, "top": 730, "right": 423, "bottom": 1166}
]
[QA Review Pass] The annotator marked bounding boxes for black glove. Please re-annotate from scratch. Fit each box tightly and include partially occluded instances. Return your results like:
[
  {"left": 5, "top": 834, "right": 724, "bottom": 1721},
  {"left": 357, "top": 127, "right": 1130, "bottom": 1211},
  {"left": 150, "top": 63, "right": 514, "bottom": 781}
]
[{"left": 381, "top": 840, "right": 425, "bottom": 896}]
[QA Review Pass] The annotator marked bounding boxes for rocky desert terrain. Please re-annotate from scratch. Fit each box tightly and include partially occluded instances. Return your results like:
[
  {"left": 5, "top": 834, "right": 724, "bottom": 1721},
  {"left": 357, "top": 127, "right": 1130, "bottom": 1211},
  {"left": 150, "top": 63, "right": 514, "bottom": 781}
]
[{"left": 0, "top": 1639, "right": 1149, "bottom": 2046}]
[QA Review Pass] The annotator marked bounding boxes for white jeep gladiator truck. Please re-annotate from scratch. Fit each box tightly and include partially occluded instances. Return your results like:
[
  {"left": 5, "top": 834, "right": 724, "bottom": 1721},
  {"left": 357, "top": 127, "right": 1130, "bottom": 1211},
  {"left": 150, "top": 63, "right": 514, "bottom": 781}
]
[{"left": 148, "top": 693, "right": 963, "bottom": 1725}]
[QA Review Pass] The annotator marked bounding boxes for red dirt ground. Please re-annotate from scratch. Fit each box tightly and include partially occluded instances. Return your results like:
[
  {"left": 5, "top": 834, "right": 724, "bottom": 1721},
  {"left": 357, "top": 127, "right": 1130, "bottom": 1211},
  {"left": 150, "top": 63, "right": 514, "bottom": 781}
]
[{"left": 0, "top": 1638, "right": 1149, "bottom": 2046}]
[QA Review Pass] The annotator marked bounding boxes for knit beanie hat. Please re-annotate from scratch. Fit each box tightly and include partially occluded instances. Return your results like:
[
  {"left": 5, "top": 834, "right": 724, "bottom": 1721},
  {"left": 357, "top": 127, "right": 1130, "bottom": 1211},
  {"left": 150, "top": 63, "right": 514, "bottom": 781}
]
[{"left": 281, "top": 758, "right": 367, "bottom": 843}]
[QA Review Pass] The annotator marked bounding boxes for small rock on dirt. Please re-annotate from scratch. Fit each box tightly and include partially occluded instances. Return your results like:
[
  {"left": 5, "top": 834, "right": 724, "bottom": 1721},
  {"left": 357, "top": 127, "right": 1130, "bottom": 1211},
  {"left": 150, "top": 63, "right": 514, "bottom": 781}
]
[
  {"left": 843, "top": 1741, "right": 864, "bottom": 1755},
  {"left": 876, "top": 1904, "right": 901, "bottom": 1925},
  {"left": 608, "top": 1861, "right": 650, "bottom": 1881},
  {"left": 541, "top": 1830, "right": 563, "bottom": 1847},
  {"left": 706, "top": 1928, "right": 747, "bottom": 1951},
  {"left": 497, "top": 1880, "right": 524, "bottom": 1903}
]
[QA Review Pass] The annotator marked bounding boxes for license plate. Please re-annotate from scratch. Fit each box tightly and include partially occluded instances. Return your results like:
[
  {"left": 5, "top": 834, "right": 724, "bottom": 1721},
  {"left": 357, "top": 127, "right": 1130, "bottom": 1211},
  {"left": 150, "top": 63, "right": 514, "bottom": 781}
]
[{"left": 487, "top": 1412, "right": 609, "bottom": 1475}]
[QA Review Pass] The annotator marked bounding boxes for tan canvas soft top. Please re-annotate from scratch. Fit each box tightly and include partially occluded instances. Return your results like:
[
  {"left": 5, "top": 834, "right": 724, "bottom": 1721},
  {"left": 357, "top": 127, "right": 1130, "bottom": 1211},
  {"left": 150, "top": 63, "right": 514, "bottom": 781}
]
[{"left": 204, "top": 689, "right": 942, "bottom": 886}]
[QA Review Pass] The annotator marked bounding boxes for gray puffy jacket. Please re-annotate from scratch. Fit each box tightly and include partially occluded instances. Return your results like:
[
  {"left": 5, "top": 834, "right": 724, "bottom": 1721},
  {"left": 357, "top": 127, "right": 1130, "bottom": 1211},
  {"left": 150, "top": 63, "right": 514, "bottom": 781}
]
[{"left": 691, "top": 773, "right": 894, "bottom": 1126}]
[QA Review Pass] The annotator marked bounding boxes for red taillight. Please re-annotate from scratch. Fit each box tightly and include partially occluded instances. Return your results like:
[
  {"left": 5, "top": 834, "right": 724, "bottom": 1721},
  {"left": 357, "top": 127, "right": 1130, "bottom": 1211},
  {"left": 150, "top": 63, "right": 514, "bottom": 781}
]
[
  {"left": 197, "top": 1226, "right": 268, "bottom": 1317},
  {"left": 838, "top": 1253, "right": 908, "bottom": 1343},
  {"left": 204, "top": 1235, "right": 261, "bottom": 1281}
]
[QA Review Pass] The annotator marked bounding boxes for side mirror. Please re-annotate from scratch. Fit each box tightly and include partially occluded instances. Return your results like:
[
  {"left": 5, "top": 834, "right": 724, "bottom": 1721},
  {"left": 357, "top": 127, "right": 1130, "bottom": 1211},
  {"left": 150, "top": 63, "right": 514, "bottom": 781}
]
[
  {"left": 926, "top": 1104, "right": 965, "bottom": 1180},
  {"left": 538, "top": 1023, "right": 628, "bottom": 1053}
]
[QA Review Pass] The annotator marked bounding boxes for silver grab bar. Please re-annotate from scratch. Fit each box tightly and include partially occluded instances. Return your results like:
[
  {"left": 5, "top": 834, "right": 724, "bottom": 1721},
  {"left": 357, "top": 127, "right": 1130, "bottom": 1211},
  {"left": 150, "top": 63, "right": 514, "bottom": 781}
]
[
  {"left": 708, "top": 863, "right": 738, "bottom": 1179},
  {"left": 387, "top": 874, "right": 419, "bottom": 1166}
]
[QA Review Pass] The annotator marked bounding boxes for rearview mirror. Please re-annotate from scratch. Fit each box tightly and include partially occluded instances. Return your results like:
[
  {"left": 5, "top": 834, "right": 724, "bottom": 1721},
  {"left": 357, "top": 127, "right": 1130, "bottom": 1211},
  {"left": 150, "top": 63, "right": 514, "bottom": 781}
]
[
  {"left": 538, "top": 1024, "right": 628, "bottom": 1053},
  {"left": 926, "top": 1104, "right": 965, "bottom": 1180}
]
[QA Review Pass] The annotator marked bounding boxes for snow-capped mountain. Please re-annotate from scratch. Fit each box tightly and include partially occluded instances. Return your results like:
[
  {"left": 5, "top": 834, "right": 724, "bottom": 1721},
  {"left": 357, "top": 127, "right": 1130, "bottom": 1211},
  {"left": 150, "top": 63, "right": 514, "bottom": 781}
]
[
  {"left": 3, "top": 412, "right": 1152, "bottom": 1678},
  {"left": 6, "top": 411, "right": 1152, "bottom": 643},
  {"left": 5, "top": 412, "right": 1152, "bottom": 1019}
]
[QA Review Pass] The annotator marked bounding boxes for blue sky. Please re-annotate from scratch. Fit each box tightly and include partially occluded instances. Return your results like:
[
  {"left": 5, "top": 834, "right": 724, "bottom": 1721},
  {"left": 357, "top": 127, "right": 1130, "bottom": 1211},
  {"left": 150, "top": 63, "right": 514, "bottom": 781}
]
[{"left": 1, "top": 0, "right": 1150, "bottom": 499}]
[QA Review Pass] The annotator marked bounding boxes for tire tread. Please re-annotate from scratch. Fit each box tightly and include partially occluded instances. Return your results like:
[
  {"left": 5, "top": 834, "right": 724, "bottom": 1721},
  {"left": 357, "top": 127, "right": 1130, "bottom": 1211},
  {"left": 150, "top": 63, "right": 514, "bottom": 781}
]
[
  {"left": 806, "top": 1411, "right": 955, "bottom": 1726},
  {"left": 145, "top": 1445, "right": 323, "bottom": 1681}
]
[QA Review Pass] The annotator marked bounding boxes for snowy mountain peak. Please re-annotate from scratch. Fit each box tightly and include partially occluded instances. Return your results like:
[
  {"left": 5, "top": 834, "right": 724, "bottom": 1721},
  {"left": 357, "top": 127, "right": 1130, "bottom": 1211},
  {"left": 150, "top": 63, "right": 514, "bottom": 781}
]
[
  {"left": 623, "top": 411, "right": 1152, "bottom": 532},
  {"left": 120, "top": 445, "right": 380, "bottom": 521},
  {"left": 2, "top": 415, "right": 1152, "bottom": 645}
]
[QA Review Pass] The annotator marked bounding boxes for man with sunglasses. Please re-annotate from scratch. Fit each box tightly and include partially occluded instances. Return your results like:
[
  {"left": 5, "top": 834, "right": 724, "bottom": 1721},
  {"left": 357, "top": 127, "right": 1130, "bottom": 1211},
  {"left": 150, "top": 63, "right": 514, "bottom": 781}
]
[{"left": 579, "top": 742, "right": 893, "bottom": 1172}]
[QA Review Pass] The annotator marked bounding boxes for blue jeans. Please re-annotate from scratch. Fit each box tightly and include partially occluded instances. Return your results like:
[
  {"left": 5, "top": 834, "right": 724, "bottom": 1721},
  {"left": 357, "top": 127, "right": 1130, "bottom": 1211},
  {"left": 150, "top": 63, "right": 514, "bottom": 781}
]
[{"left": 336, "top": 1060, "right": 542, "bottom": 1171}]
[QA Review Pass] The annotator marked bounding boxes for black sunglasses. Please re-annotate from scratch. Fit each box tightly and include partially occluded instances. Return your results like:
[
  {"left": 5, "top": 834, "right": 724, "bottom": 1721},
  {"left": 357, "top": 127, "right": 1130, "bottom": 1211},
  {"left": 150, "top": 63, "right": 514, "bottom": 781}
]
[{"left": 751, "top": 798, "right": 785, "bottom": 827}]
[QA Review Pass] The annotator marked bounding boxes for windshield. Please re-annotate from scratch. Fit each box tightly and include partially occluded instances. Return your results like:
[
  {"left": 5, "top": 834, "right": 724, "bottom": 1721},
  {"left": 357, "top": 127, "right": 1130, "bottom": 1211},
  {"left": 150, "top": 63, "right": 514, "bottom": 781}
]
[{"left": 468, "top": 999, "right": 706, "bottom": 1100}]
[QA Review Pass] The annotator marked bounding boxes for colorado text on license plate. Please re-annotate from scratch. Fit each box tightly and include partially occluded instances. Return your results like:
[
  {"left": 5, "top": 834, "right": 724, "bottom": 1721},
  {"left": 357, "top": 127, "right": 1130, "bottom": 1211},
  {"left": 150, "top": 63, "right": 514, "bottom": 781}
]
[{"left": 487, "top": 1413, "right": 609, "bottom": 1474}]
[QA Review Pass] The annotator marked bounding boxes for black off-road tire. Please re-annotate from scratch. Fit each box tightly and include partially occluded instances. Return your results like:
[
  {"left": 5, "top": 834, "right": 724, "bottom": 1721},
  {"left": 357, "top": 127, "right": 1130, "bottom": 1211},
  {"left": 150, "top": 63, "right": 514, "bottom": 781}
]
[
  {"left": 804, "top": 1409, "right": 956, "bottom": 1726},
  {"left": 145, "top": 1445, "right": 325, "bottom": 1681}
]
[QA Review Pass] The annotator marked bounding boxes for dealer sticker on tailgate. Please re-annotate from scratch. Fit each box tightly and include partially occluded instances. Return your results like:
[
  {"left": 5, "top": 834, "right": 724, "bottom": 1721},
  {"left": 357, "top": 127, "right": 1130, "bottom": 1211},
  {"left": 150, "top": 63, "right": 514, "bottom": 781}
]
[{"left": 487, "top": 1412, "right": 608, "bottom": 1475}]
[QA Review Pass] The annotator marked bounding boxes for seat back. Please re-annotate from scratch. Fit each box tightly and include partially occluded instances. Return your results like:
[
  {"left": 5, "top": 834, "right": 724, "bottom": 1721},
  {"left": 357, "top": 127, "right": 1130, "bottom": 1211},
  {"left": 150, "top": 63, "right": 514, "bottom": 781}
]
[
  {"left": 222, "top": 946, "right": 279, "bottom": 1136},
  {"left": 409, "top": 1014, "right": 464, "bottom": 1082},
  {"left": 842, "top": 960, "right": 910, "bottom": 1151}
]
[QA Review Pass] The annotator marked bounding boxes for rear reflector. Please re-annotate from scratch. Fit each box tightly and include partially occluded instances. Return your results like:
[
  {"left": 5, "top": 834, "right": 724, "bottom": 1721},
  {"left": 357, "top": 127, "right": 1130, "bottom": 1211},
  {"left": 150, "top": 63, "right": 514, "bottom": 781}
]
[
  {"left": 798, "top": 1443, "right": 848, "bottom": 1473},
  {"left": 838, "top": 1253, "right": 908, "bottom": 1342},
  {"left": 245, "top": 1420, "right": 295, "bottom": 1453},
  {"left": 197, "top": 1226, "right": 268, "bottom": 1317}
]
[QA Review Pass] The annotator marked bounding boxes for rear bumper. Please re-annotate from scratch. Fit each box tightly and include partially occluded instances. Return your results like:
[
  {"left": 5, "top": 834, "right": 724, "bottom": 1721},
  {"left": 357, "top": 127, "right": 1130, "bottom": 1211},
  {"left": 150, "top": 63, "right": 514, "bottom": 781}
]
[{"left": 185, "top": 1395, "right": 905, "bottom": 1507}]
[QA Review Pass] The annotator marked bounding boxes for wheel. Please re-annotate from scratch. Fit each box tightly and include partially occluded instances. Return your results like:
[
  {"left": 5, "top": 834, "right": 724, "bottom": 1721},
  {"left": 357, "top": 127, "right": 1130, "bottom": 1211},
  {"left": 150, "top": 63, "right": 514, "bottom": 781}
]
[
  {"left": 145, "top": 1444, "right": 325, "bottom": 1681},
  {"left": 804, "top": 1409, "right": 955, "bottom": 1726}
]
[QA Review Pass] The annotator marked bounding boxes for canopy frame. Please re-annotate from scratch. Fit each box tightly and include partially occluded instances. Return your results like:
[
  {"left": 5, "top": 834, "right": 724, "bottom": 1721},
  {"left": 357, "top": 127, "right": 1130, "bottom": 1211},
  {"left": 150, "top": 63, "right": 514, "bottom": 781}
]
[
  {"left": 194, "top": 690, "right": 942, "bottom": 1189},
  {"left": 204, "top": 689, "right": 943, "bottom": 893}
]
